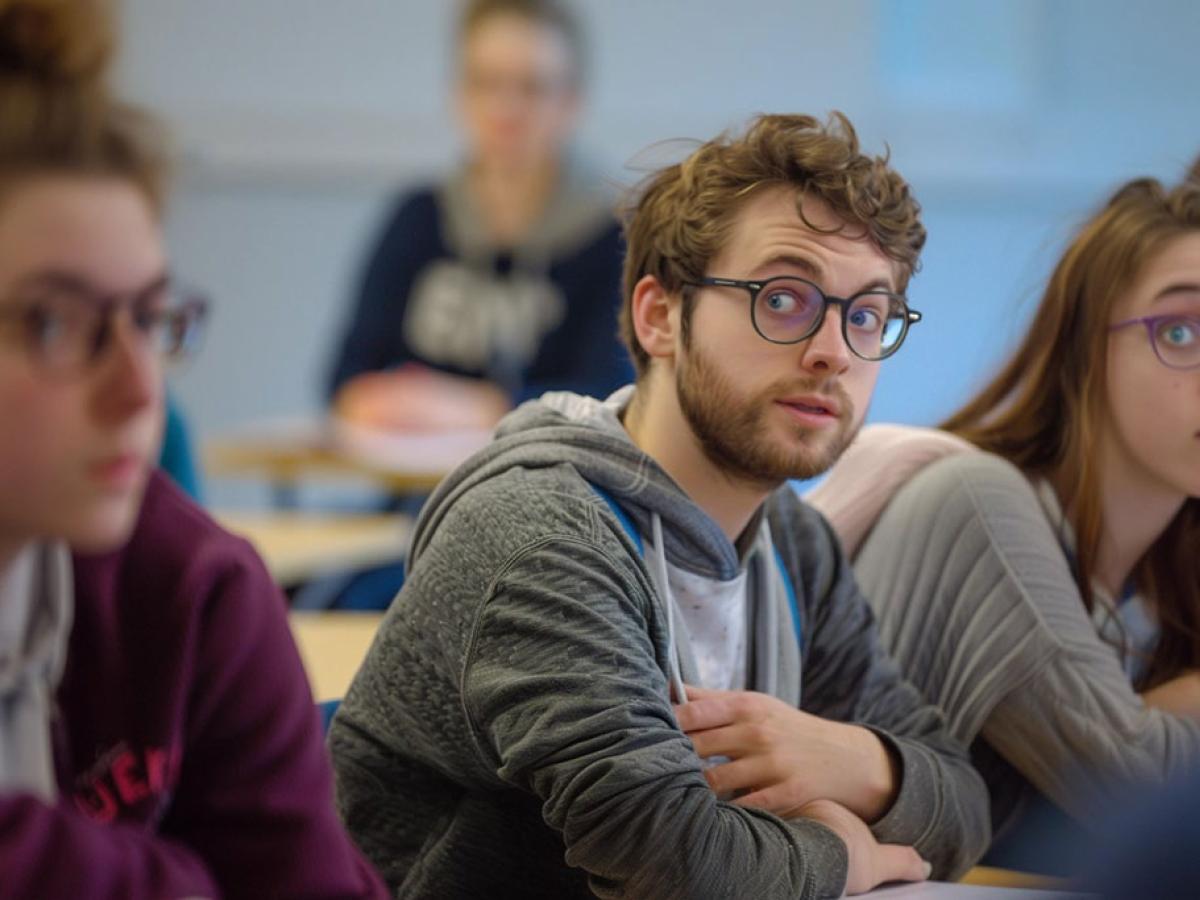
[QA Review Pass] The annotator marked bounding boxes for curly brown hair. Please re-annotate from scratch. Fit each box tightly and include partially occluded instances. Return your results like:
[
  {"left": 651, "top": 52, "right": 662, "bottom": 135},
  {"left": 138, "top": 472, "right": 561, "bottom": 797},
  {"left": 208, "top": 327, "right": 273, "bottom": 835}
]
[
  {"left": 0, "top": 0, "right": 168, "bottom": 212},
  {"left": 619, "top": 112, "right": 925, "bottom": 379}
]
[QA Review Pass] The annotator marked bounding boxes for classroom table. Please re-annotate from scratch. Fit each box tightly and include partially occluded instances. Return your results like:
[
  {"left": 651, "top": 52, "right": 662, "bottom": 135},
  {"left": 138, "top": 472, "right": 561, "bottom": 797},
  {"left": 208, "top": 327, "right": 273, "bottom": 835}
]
[
  {"left": 861, "top": 880, "right": 1080, "bottom": 898},
  {"left": 217, "top": 511, "right": 411, "bottom": 587},
  {"left": 205, "top": 416, "right": 492, "bottom": 507},
  {"left": 288, "top": 611, "right": 384, "bottom": 702},
  {"left": 959, "top": 868, "right": 1069, "bottom": 891}
]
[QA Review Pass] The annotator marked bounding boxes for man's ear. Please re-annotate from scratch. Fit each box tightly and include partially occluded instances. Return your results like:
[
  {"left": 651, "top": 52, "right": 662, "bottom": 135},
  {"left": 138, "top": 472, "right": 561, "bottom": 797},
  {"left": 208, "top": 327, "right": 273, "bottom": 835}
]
[{"left": 630, "top": 274, "right": 680, "bottom": 363}]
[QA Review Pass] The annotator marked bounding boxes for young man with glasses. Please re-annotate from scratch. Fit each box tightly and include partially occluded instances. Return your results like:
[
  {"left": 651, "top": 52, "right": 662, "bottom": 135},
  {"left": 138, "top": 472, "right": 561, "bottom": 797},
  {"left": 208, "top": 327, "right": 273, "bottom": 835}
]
[{"left": 330, "top": 113, "right": 990, "bottom": 898}]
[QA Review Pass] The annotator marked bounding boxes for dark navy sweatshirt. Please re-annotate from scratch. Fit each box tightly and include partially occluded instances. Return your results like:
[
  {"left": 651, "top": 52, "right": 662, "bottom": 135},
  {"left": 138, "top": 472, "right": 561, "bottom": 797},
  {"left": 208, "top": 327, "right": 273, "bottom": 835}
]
[{"left": 327, "top": 184, "right": 632, "bottom": 404}]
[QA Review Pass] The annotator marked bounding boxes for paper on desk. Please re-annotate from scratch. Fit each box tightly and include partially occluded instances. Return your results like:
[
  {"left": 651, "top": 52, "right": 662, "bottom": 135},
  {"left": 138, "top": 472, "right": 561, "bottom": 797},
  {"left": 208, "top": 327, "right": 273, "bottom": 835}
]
[
  {"left": 331, "top": 420, "right": 493, "bottom": 475},
  {"left": 862, "top": 881, "right": 1088, "bottom": 899}
]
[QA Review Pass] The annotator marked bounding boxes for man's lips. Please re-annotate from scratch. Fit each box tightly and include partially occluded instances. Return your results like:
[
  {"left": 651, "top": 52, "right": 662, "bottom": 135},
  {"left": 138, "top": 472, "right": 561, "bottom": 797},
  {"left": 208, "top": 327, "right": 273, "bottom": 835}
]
[{"left": 777, "top": 395, "right": 841, "bottom": 417}]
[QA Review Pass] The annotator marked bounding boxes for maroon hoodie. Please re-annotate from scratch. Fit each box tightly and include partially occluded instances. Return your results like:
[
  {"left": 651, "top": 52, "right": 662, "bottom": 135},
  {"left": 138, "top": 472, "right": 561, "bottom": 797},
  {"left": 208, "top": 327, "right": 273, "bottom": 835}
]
[{"left": 0, "top": 472, "right": 386, "bottom": 899}]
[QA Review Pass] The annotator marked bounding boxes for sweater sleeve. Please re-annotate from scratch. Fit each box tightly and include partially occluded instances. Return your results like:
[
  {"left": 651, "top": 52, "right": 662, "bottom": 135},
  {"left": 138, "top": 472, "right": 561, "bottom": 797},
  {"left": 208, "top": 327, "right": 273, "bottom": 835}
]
[
  {"left": 462, "top": 533, "right": 851, "bottom": 900},
  {"left": 853, "top": 452, "right": 1200, "bottom": 823},
  {"left": 159, "top": 538, "right": 386, "bottom": 899},
  {"left": 779, "top": 498, "right": 991, "bottom": 879},
  {"left": 0, "top": 794, "right": 219, "bottom": 899}
]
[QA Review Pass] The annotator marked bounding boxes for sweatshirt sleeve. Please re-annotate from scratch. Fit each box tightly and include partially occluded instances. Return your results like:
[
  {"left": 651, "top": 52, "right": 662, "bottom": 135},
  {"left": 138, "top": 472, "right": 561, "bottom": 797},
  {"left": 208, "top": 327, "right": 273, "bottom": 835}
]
[
  {"left": 777, "top": 496, "right": 991, "bottom": 880},
  {"left": 461, "top": 533, "right": 851, "bottom": 900},
  {"left": 158, "top": 537, "right": 386, "bottom": 899},
  {"left": 0, "top": 794, "right": 219, "bottom": 899},
  {"left": 853, "top": 453, "right": 1200, "bottom": 822}
]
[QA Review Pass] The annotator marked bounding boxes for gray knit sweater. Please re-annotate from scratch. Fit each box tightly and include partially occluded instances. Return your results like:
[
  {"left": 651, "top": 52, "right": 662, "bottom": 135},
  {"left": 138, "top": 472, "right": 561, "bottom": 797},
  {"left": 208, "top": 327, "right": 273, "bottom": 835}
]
[{"left": 329, "top": 391, "right": 989, "bottom": 898}]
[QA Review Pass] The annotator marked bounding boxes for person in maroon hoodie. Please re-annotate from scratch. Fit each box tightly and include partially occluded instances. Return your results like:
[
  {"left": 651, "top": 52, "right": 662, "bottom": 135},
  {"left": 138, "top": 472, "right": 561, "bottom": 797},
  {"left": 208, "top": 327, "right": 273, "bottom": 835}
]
[{"left": 0, "top": 2, "right": 385, "bottom": 897}]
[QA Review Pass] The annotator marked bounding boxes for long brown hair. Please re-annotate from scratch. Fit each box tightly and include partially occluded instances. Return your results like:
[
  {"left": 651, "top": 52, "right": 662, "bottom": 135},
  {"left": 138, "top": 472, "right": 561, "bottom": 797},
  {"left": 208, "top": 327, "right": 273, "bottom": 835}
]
[
  {"left": 941, "top": 164, "right": 1200, "bottom": 689},
  {"left": 0, "top": 0, "right": 167, "bottom": 211}
]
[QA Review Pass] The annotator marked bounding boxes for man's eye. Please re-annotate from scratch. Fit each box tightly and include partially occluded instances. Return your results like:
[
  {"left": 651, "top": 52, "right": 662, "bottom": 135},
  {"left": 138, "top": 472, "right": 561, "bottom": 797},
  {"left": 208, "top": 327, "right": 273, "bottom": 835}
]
[
  {"left": 764, "top": 291, "right": 801, "bottom": 313},
  {"left": 848, "top": 308, "right": 883, "bottom": 332}
]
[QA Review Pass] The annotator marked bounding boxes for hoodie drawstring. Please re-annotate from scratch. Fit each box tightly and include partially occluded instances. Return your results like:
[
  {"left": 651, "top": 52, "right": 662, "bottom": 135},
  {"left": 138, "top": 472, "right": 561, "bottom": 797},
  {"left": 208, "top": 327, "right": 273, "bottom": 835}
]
[{"left": 648, "top": 512, "right": 689, "bottom": 705}]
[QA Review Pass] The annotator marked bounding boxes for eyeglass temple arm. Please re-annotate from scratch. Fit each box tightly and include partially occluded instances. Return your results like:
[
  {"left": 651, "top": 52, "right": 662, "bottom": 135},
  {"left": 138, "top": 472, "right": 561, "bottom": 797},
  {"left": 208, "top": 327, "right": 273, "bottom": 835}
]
[{"left": 698, "top": 277, "right": 757, "bottom": 289}]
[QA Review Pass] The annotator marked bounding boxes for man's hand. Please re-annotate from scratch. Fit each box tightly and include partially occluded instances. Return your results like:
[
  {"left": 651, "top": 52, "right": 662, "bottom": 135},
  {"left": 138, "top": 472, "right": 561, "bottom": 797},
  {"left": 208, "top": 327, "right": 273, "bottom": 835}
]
[
  {"left": 799, "top": 799, "right": 930, "bottom": 895},
  {"left": 333, "top": 365, "right": 511, "bottom": 431},
  {"left": 673, "top": 684, "right": 899, "bottom": 823}
]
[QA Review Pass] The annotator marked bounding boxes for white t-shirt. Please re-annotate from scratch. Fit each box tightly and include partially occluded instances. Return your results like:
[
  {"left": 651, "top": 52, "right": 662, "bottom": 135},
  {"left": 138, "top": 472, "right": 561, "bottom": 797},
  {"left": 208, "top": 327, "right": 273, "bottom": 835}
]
[{"left": 664, "top": 556, "right": 749, "bottom": 691}]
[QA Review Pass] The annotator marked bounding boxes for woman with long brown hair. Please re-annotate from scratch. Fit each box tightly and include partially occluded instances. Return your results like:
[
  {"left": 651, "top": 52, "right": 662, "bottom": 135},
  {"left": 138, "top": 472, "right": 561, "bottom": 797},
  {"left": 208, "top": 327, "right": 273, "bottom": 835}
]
[{"left": 809, "top": 159, "right": 1200, "bottom": 867}]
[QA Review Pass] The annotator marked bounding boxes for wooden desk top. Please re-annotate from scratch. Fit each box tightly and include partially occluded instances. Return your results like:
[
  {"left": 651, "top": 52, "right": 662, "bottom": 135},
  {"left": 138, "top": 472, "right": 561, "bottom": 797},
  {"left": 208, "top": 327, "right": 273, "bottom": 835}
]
[
  {"left": 288, "top": 611, "right": 384, "bottom": 702},
  {"left": 217, "top": 510, "right": 411, "bottom": 586},
  {"left": 205, "top": 417, "right": 492, "bottom": 495},
  {"left": 960, "top": 867, "right": 1068, "bottom": 890}
]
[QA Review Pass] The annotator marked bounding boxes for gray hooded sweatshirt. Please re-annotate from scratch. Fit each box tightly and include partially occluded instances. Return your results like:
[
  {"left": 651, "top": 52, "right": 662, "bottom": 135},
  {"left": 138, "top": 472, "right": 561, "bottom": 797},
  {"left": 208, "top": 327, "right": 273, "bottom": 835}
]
[{"left": 330, "top": 390, "right": 989, "bottom": 899}]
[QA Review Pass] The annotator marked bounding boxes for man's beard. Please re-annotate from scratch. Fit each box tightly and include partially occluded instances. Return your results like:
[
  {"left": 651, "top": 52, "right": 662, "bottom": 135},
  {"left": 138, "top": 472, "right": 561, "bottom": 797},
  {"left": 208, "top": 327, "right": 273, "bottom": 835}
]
[{"left": 675, "top": 341, "right": 859, "bottom": 489}]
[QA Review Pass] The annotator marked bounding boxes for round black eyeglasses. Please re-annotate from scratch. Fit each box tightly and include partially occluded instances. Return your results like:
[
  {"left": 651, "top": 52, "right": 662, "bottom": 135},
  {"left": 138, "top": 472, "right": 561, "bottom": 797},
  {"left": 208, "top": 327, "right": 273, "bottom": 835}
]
[{"left": 686, "top": 275, "right": 922, "bottom": 361}]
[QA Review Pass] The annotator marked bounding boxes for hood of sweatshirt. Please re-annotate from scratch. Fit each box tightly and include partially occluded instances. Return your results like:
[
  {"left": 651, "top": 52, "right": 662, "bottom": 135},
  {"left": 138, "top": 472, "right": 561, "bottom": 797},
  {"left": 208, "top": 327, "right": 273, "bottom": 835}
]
[
  {"left": 436, "top": 151, "right": 614, "bottom": 270},
  {"left": 412, "top": 387, "right": 747, "bottom": 579},
  {"left": 438, "top": 153, "right": 616, "bottom": 271},
  {"left": 410, "top": 387, "right": 802, "bottom": 706}
]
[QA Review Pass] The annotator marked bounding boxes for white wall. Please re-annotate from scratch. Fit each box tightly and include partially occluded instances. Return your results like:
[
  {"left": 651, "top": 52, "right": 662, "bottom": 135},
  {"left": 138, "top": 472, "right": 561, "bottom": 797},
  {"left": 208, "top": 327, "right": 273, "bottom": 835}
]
[{"left": 114, "top": 0, "right": 1200, "bottom": 503}]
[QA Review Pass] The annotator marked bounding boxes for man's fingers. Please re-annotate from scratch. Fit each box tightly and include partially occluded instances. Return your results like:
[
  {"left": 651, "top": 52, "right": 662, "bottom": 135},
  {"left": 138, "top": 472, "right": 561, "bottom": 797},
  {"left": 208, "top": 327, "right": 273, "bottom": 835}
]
[
  {"left": 686, "top": 723, "right": 756, "bottom": 759},
  {"left": 703, "top": 756, "right": 770, "bottom": 798},
  {"left": 673, "top": 695, "right": 740, "bottom": 733},
  {"left": 874, "top": 844, "right": 930, "bottom": 885}
]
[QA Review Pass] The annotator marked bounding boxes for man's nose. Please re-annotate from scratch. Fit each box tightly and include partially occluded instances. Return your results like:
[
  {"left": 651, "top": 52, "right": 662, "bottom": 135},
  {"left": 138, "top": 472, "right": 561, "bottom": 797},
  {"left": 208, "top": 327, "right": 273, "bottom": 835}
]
[{"left": 798, "top": 307, "right": 852, "bottom": 375}]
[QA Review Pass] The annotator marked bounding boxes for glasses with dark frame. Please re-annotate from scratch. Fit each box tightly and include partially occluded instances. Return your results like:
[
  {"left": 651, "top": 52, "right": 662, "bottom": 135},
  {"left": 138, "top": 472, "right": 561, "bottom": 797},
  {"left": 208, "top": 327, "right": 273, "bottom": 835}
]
[
  {"left": 1109, "top": 315, "right": 1200, "bottom": 370},
  {"left": 0, "top": 276, "right": 209, "bottom": 378},
  {"left": 685, "top": 275, "right": 922, "bottom": 361}
]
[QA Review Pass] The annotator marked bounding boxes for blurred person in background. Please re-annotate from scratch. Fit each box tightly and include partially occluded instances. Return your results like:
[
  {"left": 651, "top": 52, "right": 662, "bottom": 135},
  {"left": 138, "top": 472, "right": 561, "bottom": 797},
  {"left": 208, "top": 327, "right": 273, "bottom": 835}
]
[
  {"left": 327, "top": 0, "right": 631, "bottom": 433},
  {"left": 809, "top": 156, "right": 1200, "bottom": 873},
  {"left": 0, "top": 1, "right": 385, "bottom": 895}
]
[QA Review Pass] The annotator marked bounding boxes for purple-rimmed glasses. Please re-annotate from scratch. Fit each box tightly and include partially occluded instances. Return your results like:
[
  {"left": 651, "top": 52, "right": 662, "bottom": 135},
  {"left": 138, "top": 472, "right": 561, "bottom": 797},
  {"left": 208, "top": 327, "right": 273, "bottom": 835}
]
[{"left": 1109, "top": 315, "right": 1200, "bottom": 370}]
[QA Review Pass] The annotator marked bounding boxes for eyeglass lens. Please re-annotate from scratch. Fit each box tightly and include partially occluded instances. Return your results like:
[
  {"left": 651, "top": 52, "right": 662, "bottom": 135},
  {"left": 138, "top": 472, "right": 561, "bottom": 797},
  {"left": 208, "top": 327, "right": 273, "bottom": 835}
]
[
  {"left": 753, "top": 278, "right": 908, "bottom": 358},
  {"left": 1150, "top": 316, "right": 1200, "bottom": 369},
  {"left": 18, "top": 289, "right": 205, "bottom": 374}
]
